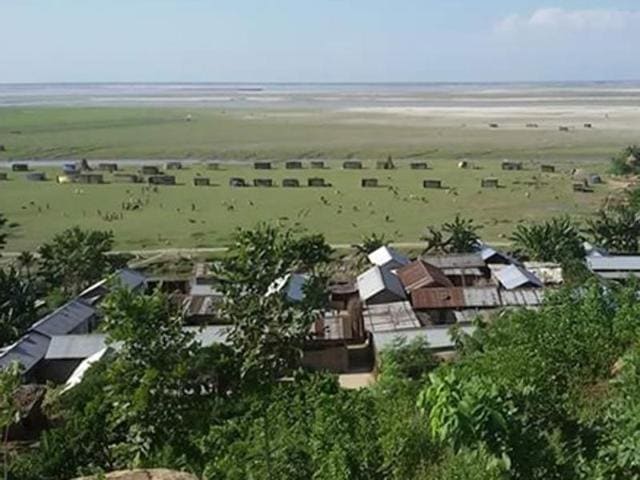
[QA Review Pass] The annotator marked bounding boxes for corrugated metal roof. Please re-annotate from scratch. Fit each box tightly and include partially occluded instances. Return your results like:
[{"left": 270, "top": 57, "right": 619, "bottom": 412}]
[
  {"left": 411, "top": 287, "right": 502, "bottom": 310},
  {"left": 45, "top": 326, "right": 230, "bottom": 361},
  {"left": 500, "top": 289, "right": 545, "bottom": 306},
  {"left": 115, "top": 269, "right": 147, "bottom": 290},
  {"left": 266, "top": 273, "right": 308, "bottom": 302},
  {"left": 368, "top": 246, "right": 409, "bottom": 268},
  {"left": 373, "top": 325, "right": 475, "bottom": 351},
  {"left": 363, "top": 301, "right": 421, "bottom": 332},
  {"left": 30, "top": 300, "right": 96, "bottom": 337},
  {"left": 396, "top": 260, "right": 453, "bottom": 292},
  {"left": 462, "top": 287, "right": 502, "bottom": 307},
  {"left": 357, "top": 266, "right": 406, "bottom": 303},
  {"left": 422, "top": 253, "right": 486, "bottom": 269},
  {"left": 479, "top": 245, "right": 517, "bottom": 265},
  {"left": 0, "top": 332, "right": 51, "bottom": 374},
  {"left": 494, "top": 265, "right": 543, "bottom": 290},
  {"left": 588, "top": 256, "right": 640, "bottom": 272}
]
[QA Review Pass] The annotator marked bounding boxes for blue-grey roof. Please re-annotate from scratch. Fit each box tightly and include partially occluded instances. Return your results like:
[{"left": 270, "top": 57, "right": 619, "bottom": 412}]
[
  {"left": 0, "top": 332, "right": 51, "bottom": 374},
  {"left": 588, "top": 256, "right": 640, "bottom": 272},
  {"left": 373, "top": 325, "right": 475, "bottom": 351},
  {"left": 494, "top": 265, "right": 543, "bottom": 290},
  {"left": 113, "top": 269, "right": 147, "bottom": 291},
  {"left": 479, "top": 245, "right": 518, "bottom": 265},
  {"left": 357, "top": 265, "right": 407, "bottom": 304},
  {"left": 30, "top": 300, "right": 96, "bottom": 337}
]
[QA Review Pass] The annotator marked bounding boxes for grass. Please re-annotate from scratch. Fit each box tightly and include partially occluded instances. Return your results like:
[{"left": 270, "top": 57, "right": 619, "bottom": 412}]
[
  {"left": 0, "top": 159, "right": 611, "bottom": 251},
  {"left": 0, "top": 106, "right": 634, "bottom": 161}
]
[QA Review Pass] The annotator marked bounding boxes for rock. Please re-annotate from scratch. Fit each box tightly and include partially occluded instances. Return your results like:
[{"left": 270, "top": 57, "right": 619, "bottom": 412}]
[{"left": 73, "top": 469, "right": 198, "bottom": 480}]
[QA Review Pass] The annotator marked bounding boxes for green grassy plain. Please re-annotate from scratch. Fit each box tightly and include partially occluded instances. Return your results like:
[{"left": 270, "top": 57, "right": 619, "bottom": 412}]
[
  {"left": 0, "top": 106, "right": 635, "bottom": 161},
  {"left": 0, "top": 159, "right": 611, "bottom": 251}
]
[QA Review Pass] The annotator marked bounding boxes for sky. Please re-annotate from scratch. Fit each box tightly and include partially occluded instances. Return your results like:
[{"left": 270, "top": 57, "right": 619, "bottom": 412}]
[{"left": 1, "top": 0, "right": 640, "bottom": 83}]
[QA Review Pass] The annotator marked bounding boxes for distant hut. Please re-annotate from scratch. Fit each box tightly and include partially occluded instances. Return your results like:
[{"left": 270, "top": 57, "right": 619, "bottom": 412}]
[
  {"left": 310, "top": 161, "right": 326, "bottom": 169},
  {"left": 525, "top": 123, "right": 539, "bottom": 128},
  {"left": 113, "top": 173, "right": 140, "bottom": 183},
  {"left": 282, "top": 178, "right": 300, "bottom": 188},
  {"left": 361, "top": 178, "right": 379, "bottom": 188},
  {"left": 423, "top": 179, "right": 442, "bottom": 189},
  {"left": 97, "top": 163, "right": 118, "bottom": 172},
  {"left": 541, "top": 165, "right": 556, "bottom": 173},
  {"left": 166, "top": 161, "right": 183, "bottom": 170},
  {"left": 206, "top": 162, "right": 220, "bottom": 170},
  {"left": 377, "top": 156, "right": 395, "bottom": 170},
  {"left": 62, "top": 164, "right": 77, "bottom": 174},
  {"left": 501, "top": 161, "right": 522, "bottom": 171},
  {"left": 193, "top": 177, "right": 210, "bottom": 186},
  {"left": 457, "top": 160, "right": 469, "bottom": 169},
  {"left": 343, "top": 161, "right": 363, "bottom": 170},
  {"left": 308, "top": 177, "right": 327, "bottom": 187},
  {"left": 141, "top": 165, "right": 161, "bottom": 175},
  {"left": 0, "top": 172, "right": 7, "bottom": 181},
  {"left": 410, "top": 162, "right": 428, "bottom": 170},
  {"left": 559, "top": 126, "right": 570, "bottom": 132},
  {"left": 481, "top": 178, "right": 499, "bottom": 188},
  {"left": 589, "top": 174, "right": 602, "bottom": 185},
  {"left": 229, "top": 177, "right": 247, "bottom": 187},
  {"left": 584, "top": 123, "right": 593, "bottom": 128},
  {"left": 489, "top": 123, "right": 499, "bottom": 128},
  {"left": 0, "top": 145, "right": 5, "bottom": 151},
  {"left": 148, "top": 175, "right": 176, "bottom": 186},
  {"left": 11, "top": 163, "right": 29, "bottom": 172},
  {"left": 285, "top": 161, "right": 303, "bottom": 170},
  {"left": 254, "top": 161, "right": 272, "bottom": 170},
  {"left": 26, "top": 172, "right": 46, "bottom": 182},
  {"left": 253, "top": 178, "right": 273, "bottom": 187},
  {"left": 76, "top": 173, "right": 104, "bottom": 184}
]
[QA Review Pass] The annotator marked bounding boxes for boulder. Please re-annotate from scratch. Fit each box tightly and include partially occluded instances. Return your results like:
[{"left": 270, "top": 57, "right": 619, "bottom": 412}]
[{"left": 74, "top": 469, "right": 198, "bottom": 480}]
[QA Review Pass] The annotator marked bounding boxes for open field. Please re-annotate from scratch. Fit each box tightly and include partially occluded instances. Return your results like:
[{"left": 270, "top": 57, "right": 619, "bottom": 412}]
[
  {"left": 0, "top": 104, "right": 639, "bottom": 161},
  {"left": 0, "top": 159, "right": 613, "bottom": 251}
]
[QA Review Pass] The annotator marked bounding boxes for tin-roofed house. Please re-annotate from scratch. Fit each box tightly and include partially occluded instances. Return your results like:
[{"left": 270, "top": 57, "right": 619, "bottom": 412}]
[
  {"left": 396, "top": 260, "right": 453, "bottom": 292},
  {"left": 587, "top": 256, "right": 640, "bottom": 280},
  {"left": 493, "top": 265, "right": 543, "bottom": 290},
  {"left": 421, "top": 253, "right": 490, "bottom": 286},
  {"left": 357, "top": 266, "right": 407, "bottom": 305},
  {"left": 368, "top": 246, "right": 410, "bottom": 270}
]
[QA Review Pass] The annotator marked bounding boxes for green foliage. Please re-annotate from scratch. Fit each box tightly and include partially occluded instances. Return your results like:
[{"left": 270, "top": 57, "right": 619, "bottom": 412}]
[
  {"left": 585, "top": 203, "right": 640, "bottom": 254},
  {"left": 214, "top": 224, "right": 331, "bottom": 383},
  {"left": 38, "top": 226, "right": 115, "bottom": 297},
  {"left": 422, "top": 214, "right": 482, "bottom": 254},
  {"left": 0, "top": 267, "right": 38, "bottom": 345},
  {"left": 510, "top": 216, "right": 585, "bottom": 262},
  {"left": 609, "top": 145, "right": 640, "bottom": 175},
  {"left": 1, "top": 362, "right": 21, "bottom": 480},
  {"left": 379, "top": 336, "right": 438, "bottom": 381},
  {"left": 0, "top": 213, "right": 7, "bottom": 252}
]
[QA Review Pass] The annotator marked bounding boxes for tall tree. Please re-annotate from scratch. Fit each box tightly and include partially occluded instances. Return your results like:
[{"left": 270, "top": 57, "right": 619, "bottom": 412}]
[
  {"left": 585, "top": 203, "right": 640, "bottom": 254},
  {"left": 422, "top": 215, "right": 482, "bottom": 254},
  {"left": 0, "top": 267, "right": 38, "bottom": 346},
  {"left": 214, "top": 224, "right": 331, "bottom": 383},
  {"left": 38, "top": 226, "right": 115, "bottom": 297},
  {"left": 510, "top": 216, "right": 585, "bottom": 263}
]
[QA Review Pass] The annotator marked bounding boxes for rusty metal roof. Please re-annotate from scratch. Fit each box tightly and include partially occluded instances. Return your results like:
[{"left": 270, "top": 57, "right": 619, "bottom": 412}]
[
  {"left": 396, "top": 260, "right": 453, "bottom": 292},
  {"left": 421, "top": 253, "right": 486, "bottom": 270},
  {"left": 411, "top": 286, "right": 501, "bottom": 310}
]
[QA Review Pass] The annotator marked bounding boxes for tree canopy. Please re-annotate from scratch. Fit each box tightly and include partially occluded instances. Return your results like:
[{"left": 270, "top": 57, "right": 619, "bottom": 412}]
[{"left": 422, "top": 215, "right": 482, "bottom": 254}]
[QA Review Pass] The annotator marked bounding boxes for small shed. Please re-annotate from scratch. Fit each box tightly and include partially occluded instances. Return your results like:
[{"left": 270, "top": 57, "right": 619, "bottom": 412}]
[
  {"left": 193, "top": 177, "right": 210, "bottom": 186},
  {"left": 113, "top": 173, "right": 140, "bottom": 183},
  {"left": 501, "top": 161, "right": 522, "bottom": 171},
  {"left": 141, "top": 165, "right": 160, "bottom": 175},
  {"left": 584, "top": 123, "right": 593, "bottom": 128},
  {"left": 26, "top": 172, "right": 46, "bottom": 182},
  {"left": 411, "top": 162, "right": 428, "bottom": 170},
  {"left": 229, "top": 177, "right": 246, "bottom": 187},
  {"left": 308, "top": 177, "right": 327, "bottom": 187},
  {"left": 0, "top": 172, "right": 8, "bottom": 181},
  {"left": 343, "top": 161, "right": 363, "bottom": 170},
  {"left": 166, "top": 161, "right": 183, "bottom": 170},
  {"left": 206, "top": 162, "right": 220, "bottom": 170},
  {"left": 481, "top": 178, "right": 499, "bottom": 188},
  {"left": 148, "top": 175, "right": 176, "bottom": 186},
  {"left": 357, "top": 265, "right": 407, "bottom": 305},
  {"left": 368, "top": 246, "right": 410, "bottom": 270},
  {"left": 540, "top": 165, "right": 555, "bottom": 173},
  {"left": 62, "top": 163, "right": 77, "bottom": 174},
  {"left": 253, "top": 178, "right": 273, "bottom": 187},
  {"left": 254, "top": 161, "right": 272, "bottom": 170},
  {"left": 494, "top": 265, "right": 543, "bottom": 290},
  {"left": 285, "top": 161, "right": 303, "bottom": 170},
  {"left": 423, "top": 179, "right": 442, "bottom": 189},
  {"left": 489, "top": 123, "right": 499, "bottom": 128},
  {"left": 559, "top": 126, "right": 570, "bottom": 132},
  {"left": 376, "top": 160, "right": 395, "bottom": 170},
  {"left": 282, "top": 178, "right": 300, "bottom": 187},
  {"left": 589, "top": 174, "right": 602, "bottom": 185},
  {"left": 76, "top": 174, "right": 104, "bottom": 184},
  {"left": 97, "top": 163, "right": 118, "bottom": 172},
  {"left": 310, "top": 161, "right": 326, "bottom": 169},
  {"left": 458, "top": 160, "right": 469, "bottom": 169},
  {"left": 361, "top": 178, "right": 379, "bottom": 188},
  {"left": 526, "top": 123, "right": 539, "bottom": 128},
  {"left": 12, "top": 163, "right": 29, "bottom": 172}
]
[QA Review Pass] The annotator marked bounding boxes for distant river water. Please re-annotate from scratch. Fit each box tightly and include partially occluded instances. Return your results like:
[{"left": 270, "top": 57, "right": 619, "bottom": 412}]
[{"left": 2, "top": 81, "right": 640, "bottom": 109}]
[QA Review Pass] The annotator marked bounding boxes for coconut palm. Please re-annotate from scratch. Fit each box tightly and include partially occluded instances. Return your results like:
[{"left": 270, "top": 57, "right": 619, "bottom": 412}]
[
  {"left": 510, "top": 217, "right": 584, "bottom": 263},
  {"left": 422, "top": 214, "right": 482, "bottom": 254}
]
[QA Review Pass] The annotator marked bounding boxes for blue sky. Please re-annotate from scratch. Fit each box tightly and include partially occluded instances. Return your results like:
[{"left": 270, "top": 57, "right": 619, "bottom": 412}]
[{"left": 1, "top": 0, "right": 639, "bottom": 82}]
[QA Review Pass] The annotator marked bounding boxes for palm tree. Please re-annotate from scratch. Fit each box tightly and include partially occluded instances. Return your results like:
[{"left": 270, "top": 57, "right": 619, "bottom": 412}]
[
  {"left": 422, "top": 215, "right": 482, "bottom": 254},
  {"left": 584, "top": 203, "right": 640, "bottom": 254},
  {"left": 16, "top": 251, "right": 36, "bottom": 277},
  {"left": 510, "top": 217, "right": 584, "bottom": 262}
]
